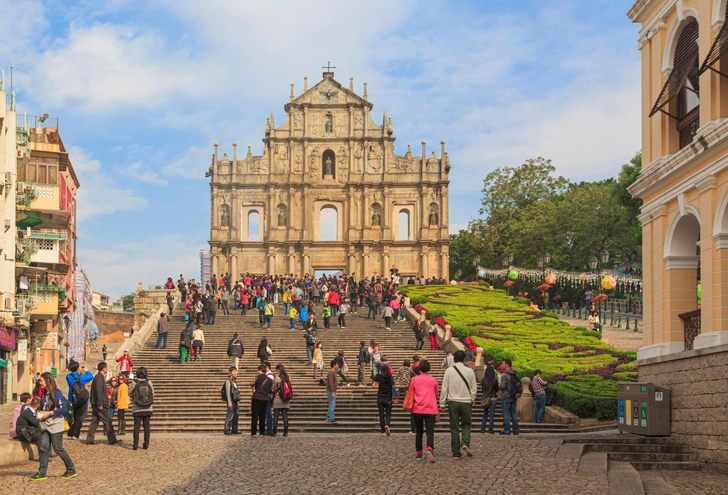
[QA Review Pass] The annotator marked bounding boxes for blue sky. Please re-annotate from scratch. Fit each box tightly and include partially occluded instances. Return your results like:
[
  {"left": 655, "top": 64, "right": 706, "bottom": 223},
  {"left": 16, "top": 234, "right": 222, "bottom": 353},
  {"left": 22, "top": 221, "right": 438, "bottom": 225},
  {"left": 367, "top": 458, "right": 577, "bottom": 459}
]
[{"left": 1, "top": 0, "right": 641, "bottom": 298}]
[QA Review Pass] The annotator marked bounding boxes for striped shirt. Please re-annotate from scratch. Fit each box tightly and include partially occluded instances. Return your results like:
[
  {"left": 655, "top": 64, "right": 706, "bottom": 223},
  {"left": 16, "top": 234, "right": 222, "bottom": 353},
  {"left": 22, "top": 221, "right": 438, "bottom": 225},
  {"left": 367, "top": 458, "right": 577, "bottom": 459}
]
[{"left": 532, "top": 375, "right": 547, "bottom": 395}]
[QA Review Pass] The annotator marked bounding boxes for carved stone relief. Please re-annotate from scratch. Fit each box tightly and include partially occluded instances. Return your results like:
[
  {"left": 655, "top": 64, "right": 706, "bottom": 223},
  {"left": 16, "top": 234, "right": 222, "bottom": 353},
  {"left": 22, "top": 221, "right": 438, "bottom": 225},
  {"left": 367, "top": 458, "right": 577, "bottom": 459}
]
[
  {"left": 367, "top": 144, "right": 382, "bottom": 172},
  {"left": 293, "top": 112, "right": 303, "bottom": 131},
  {"left": 294, "top": 145, "right": 303, "bottom": 173},
  {"left": 354, "top": 111, "right": 363, "bottom": 130},
  {"left": 353, "top": 143, "right": 363, "bottom": 173},
  {"left": 274, "top": 145, "right": 288, "bottom": 174}
]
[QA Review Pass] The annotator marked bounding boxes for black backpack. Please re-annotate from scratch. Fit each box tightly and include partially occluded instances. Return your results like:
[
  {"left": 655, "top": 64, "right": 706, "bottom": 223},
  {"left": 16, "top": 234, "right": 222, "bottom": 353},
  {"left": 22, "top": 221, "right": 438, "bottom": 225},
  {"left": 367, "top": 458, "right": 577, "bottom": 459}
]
[
  {"left": 510, "top": 373, "right": 523, "bottom": 399},
  {"left": 71, "top": 375, "right": 88, "bottom": 405},
  {"left": 306, "top": 333, "right": 316, "bottom": 346},
  {"left": 220, "top": 378, "right": 239, "bottom": 403},
  {"left": 132, "top": 380, "right": 154, "bottom": 407}
]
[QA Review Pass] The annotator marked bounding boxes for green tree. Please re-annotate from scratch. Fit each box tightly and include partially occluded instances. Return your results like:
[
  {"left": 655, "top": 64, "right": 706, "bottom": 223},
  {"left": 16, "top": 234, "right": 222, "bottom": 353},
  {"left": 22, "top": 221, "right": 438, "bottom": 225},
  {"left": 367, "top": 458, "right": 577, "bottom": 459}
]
[
  {"left": 122, "top": 294, "right": 135, "bottom": 310},
  {"left": 449, "top": 229, "right": 480, "bottom": 280}
]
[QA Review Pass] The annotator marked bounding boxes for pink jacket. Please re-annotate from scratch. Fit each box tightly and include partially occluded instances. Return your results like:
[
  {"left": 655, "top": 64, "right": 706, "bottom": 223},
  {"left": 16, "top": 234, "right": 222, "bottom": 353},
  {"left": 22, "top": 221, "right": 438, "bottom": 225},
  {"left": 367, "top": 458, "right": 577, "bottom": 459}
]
[
  {"left": 410, "top": 374, "right": 439, "bottom": 415},
  {"left": 390, "top": 299, "right": 400, "bottom": 310}
]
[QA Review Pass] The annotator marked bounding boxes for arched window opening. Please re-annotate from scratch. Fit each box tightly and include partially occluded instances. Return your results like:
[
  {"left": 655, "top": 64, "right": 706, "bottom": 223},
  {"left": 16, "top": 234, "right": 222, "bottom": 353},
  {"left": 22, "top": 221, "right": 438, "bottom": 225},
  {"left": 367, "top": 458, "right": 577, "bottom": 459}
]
[
  {"left": 399, "top": 210, "right": 410, "bottom": 241},
  {"left": 322, "top": 149, "right": 336, "bottom": 179},
  {"left": 320, "top": 206, "right": 338, "bottom": 241},
  {"left": 248, "top": 211, "right": 260, "bottom": 241},
  {"left": 650, "top": 19, "right": 700, "bottom": 149}
]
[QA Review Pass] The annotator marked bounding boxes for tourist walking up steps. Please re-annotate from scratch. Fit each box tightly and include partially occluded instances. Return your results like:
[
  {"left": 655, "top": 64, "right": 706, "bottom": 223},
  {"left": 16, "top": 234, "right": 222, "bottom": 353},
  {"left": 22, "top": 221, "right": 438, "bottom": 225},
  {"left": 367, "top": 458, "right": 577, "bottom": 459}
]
[
  {"left": 326, "top": 360, "right": 339, "bottom": 423},
  {"left": 250, "top": 365, "right": 272, "bottom": 438},
  {"left": 223, "top": 366, "right": 240, "bottom": 435},
  {"left": 156, "top": 313, "right": 169, "bottom": 349},
  {"left": 227, "top": 333, "right": 244, "bottom": 370},
  {"left": 499, "top": 359, "right": 522, "bottom": 435},
  {"left": 382, "top": 304, "right": 393, "bottom": 331},
  {"left": 257, "top": 337, "right": 272, "bottom": 364},
  {"left": 480, "top": 360, "right": 499, "bottom": 434},
  {"left": 408, "top": 360, "right": 438, "bottom": 462},
  {"left": 440, "top": 350, "right": 477, "bottom": 459},
  {"left": 373, "top": 363, "right": 394, "bottom": 436},
  {"left": 85, "top": 362, "right": 121, "bottom": 446},
  {"left": 272, "top": 364, "right": 292, "bottom": 437},
  {"left": 31, "top": 372, "right": 77, "bottom": 481},
  {"left": 129, "top": 367, "right": 154, "bottom": 450},
  {"left": 192, "top": 324, "right": 205, "bottom": 361},
  {"left": 338, "top": 300, "right": 348, "bottom": 328},
  {"left": 357, "top": 341, "right": 370, "bottom": 386},
  {"left": 180, "top": 323, "right": 192, "bottom": 363},
  {"left": 66, "top": 360, "right": 92, "bottom": 440}
]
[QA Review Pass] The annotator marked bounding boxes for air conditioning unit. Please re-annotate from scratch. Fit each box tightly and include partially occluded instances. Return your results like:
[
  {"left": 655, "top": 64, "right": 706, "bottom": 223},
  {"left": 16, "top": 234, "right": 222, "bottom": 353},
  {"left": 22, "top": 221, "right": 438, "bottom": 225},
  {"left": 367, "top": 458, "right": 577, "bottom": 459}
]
[
  {"left": 4, "top": 298, "right": 11, "bottom": 310},
  {"left": 4, "top": 171, "right": 10, "bottom": 187}
]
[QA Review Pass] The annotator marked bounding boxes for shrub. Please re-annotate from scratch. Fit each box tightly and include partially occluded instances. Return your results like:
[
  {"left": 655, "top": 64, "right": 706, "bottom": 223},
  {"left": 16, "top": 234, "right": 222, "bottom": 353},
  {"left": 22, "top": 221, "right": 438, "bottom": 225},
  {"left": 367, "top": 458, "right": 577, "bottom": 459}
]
[
  {"left": 540, "top": 310, "right": 560, "bottom": 319},
  {"left": 409, "top": 296, "right": 429, "bottom": 305},
  {"left": 451, "top": 325, "right": 477, "bottom": 339},
  {"left": 493, "top": 289, "right": 506, "bottom": 294},
  {"left": 577, "top": 328, "right": 602, "bottom": 340},
  {"left": 551, "top": 382, "right": 617, "bottom": 420},
  {"left": 515, "top": 297, "right": 531, "bottom": 305},
  {"left": 478, "top": 282, "right": 491, "bottom": 287},
  {"left": 427, "top": 309, "right": 449, "bottom": 319}
]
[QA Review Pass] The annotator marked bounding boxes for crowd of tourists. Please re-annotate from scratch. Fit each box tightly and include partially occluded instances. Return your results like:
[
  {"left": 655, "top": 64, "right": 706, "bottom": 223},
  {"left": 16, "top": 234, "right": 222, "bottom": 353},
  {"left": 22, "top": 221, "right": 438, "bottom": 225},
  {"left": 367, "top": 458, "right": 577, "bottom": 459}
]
[{"left": 9, "top": 355, "right": 155, "bottom": 481}]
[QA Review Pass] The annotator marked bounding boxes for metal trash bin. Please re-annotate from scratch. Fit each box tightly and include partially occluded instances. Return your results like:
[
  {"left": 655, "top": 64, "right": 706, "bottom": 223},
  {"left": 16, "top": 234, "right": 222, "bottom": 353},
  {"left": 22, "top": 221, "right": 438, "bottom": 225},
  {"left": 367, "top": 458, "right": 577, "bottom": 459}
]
[{"left": 617, "top": 383, "right": 671, "bottom": 436}]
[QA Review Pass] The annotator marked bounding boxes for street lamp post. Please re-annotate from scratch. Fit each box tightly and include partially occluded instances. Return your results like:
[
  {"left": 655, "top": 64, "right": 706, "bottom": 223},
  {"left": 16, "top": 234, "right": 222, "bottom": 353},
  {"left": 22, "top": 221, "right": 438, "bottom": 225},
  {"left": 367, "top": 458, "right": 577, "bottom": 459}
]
[{"left": 472, "top": 256, "right": 480, "bottom": 280}]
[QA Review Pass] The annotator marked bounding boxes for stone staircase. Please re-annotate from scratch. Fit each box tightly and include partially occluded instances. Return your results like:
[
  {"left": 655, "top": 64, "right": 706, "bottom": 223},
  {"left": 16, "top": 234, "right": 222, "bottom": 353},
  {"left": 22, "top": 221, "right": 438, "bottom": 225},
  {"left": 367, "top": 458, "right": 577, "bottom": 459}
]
[{"left": 124, "top": 304, "right": 600, "bottom": 434}]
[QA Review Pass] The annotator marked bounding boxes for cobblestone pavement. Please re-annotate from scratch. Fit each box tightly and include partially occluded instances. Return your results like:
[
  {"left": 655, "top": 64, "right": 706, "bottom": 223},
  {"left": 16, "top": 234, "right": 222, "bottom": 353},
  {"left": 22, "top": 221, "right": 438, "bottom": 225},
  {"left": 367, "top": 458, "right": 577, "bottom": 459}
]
[
  {"left": 2, "top": 432, "right": 725, "bottom": 494},
  {"left": 0, "top": 433, "right": 602, "bottom": 495},
  {"left": 655, "top": 469, "right": 728, "bottom": 495}
]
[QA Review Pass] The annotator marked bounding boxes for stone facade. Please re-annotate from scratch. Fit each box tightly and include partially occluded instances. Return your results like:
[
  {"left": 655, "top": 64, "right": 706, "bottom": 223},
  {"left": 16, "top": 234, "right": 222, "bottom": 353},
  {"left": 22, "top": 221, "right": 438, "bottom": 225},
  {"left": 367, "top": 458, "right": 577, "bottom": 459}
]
[
  {"left": 207, "top": 72, "right": 450, "bottom": 278},
  {"left": 95, "top": 311, "right": 134, "bottom": 345},
  {"left": 638, "top": 345, "right": 728, "bottom": 473}
]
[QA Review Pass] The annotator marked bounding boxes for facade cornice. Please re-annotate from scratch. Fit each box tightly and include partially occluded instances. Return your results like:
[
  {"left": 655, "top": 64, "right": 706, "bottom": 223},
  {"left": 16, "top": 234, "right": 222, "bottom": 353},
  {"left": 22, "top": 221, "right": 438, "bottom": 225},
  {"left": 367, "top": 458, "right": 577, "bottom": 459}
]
[
  {"left": 627, "top": 0, "right": 656, "bottom": 22},
  {"left": 629, "top": 118, "right": 728, "bottom": 201}
]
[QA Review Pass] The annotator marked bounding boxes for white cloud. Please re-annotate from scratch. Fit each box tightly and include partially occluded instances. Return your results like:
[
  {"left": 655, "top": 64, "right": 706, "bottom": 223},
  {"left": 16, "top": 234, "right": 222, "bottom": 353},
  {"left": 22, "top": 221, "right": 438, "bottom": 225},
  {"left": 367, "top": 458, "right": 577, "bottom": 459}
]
[
  {"left": 125, "top": 162, "right": 168, "bottom": 186},
  {"left": 80, "top": 234, "right": 202, "bottom": 298},
  {"left": 70, "top": 146, "right": 148, "bottom": 221},
  {"left": 163, "top": 145, "right": 213, "bottom": 180}
]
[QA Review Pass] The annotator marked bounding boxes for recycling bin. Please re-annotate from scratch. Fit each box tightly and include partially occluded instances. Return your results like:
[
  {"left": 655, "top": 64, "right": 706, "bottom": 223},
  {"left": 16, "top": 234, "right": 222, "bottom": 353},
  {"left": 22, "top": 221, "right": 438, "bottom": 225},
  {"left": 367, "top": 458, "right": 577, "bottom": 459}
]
[{"left": 617, "top": 382, "right": 671, "bottom": 436}]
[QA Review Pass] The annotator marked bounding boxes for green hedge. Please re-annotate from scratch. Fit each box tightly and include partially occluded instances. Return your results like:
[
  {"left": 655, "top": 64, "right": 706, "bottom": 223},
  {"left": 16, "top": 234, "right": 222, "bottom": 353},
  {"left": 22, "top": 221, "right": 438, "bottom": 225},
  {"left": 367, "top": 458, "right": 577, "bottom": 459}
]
[
  {"left": 514, "top": 297, "right": 531, "bottom": 305},
  {"left": 576, "top": 328, "right": 602, "bottom": 340},
  {"left": 493, "top": 289, "right": 506, "bottom": 294},
  {"left": 540, "top": 310, "right": 560, "bottom": 319},
  {"left": 427, "top": 309, "right": 448, "bottom": 318},
  {"left": 551, "top": 381, "right": 617, "bottom": 420},
  {"left": 478, "top": 282, "right": 491, "bottom": 287},
  {"left": 451, "top": 325, "right": 477, "bottom": 339},
  {"left": 409, "top": 296, "right": 429, "bottom": 305}
]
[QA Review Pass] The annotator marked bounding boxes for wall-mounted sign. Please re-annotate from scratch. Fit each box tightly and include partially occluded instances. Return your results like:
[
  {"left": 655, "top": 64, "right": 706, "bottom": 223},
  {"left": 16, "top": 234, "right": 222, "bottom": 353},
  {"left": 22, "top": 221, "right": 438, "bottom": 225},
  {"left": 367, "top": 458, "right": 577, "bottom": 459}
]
[{"left": 17, "top": 339, "right": 28, "bottom": 361}]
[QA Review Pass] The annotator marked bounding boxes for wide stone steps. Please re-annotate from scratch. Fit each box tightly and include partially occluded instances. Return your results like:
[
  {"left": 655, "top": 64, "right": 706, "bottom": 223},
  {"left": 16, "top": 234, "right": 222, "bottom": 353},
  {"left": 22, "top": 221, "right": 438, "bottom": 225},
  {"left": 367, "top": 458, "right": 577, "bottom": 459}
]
[
  {"left": 566, "top": 437, "right": 704, "bottom": 472},
  {"left": 119, "top": 307, "right": 561, "bottom": 433}
]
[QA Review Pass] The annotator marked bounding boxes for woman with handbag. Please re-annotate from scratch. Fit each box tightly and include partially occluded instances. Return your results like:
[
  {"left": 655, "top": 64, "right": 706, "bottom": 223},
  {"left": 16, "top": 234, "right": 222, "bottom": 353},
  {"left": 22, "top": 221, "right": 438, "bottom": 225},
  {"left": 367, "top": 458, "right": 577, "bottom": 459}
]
[
  {"left": 373, "top": 363, "right": 394, "bottom": 436},
  {"left": 32, "top": 372, "right": 77, "bottom": 481},
  {"left": 404, "top": 360, "right": 438, "bottom": 462},
  {"left": 480, "top": 360, "right": 499, "bottom": 434}
]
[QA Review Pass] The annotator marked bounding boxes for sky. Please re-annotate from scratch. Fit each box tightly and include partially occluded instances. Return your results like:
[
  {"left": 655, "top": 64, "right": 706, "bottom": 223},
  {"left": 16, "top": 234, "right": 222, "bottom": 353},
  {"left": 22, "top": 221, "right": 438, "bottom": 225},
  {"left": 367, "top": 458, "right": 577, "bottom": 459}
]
[{"left": 1, "top": 0, "right": 641, "bottom": 298}]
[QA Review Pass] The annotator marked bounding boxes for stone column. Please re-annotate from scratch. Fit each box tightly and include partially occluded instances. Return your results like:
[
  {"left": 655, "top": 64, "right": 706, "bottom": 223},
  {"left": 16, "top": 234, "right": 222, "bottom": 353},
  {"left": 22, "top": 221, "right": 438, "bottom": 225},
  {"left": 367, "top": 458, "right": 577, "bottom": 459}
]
[
  {"left": 349, "top": 254, "right": 357, "bottom": 276},
  {"left": 211, "top": 255, "right": 219, "bottom": 280},
  {"left": 288, "top": 254, "right": 295, "bottom": 275},
  {"left": 303, "top": 254, "right": 311, "bottom": 275},
  {"left": 268, "top": 254, "right": 275, "bottom": 275},
  {"left": 441, "top": 252, "right": 448, "bottom": 280},
  {"left": 420, "top": 252, "right": 427, "bottom": 278},
  {"left": 516, "top": 376, "right": 534, "bottom": 423},
  {"left": 231, "top": 253, "right": 238, "bottom": 279},
  {"left": 363, "top": 253, "right": 370, "bottom": 277},
  {"left": 383, "top": 253, "right": 390, "bottom": 278}
]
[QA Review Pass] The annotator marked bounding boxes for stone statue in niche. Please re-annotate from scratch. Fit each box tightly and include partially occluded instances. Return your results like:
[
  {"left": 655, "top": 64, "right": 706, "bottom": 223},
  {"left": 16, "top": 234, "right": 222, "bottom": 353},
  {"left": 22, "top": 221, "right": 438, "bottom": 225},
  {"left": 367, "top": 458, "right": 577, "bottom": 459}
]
[
  {"left": 294, "top": 112, "right": 303, "bottom": 131},
  {"left": 372, "top": 208, "right": 381, "bottom": 226},
  {"left": 278, "top": 209, "right": 287, "bottom": 227},
  {"left": 221, "top": 207, "right": 230, "bottom": 227},
  {"left": 325, "top": 113, "right": 333, "bottom": 135},
  {"left": 429, "top": 206, "right": 439, "bottom": 226},
  {"left": 324, "top": 156, "right": 334, "bottom": 176},
  {"left": 294, "top": 146, "right": 303, "bottom": 173}
]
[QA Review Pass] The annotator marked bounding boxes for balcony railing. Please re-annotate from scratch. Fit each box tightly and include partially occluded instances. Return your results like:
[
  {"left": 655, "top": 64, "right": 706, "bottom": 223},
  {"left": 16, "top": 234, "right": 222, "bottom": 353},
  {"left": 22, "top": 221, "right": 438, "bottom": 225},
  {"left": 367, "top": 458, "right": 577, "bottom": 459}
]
[{"left": 679, "top": 309, "right": 701, "bottom": 351}]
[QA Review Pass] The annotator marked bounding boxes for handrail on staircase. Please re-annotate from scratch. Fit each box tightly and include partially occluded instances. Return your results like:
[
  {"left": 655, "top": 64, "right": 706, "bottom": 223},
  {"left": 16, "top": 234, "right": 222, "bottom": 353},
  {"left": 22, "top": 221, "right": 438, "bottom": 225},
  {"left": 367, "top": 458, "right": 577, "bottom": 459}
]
[{"left": 110, "top": 303, "right": 167, "bottom": 375}]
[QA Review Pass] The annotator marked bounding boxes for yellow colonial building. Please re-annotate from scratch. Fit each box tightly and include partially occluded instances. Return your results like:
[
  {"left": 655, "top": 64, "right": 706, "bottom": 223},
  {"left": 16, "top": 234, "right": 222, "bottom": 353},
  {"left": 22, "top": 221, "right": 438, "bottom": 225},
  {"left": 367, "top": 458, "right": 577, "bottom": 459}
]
[{"left": 629, "top": 0, "right": 728, "bottom": 471}]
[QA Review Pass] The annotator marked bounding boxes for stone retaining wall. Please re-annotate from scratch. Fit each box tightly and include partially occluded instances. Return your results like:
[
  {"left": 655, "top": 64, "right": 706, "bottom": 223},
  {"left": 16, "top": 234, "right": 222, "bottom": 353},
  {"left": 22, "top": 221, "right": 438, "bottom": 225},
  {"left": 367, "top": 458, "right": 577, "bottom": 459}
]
[
  {"left": 95, "top": 311, "right": 134, "bottom": 345},
  {"left": 637, "top": 344, "right": 728, "bottom": 473}
]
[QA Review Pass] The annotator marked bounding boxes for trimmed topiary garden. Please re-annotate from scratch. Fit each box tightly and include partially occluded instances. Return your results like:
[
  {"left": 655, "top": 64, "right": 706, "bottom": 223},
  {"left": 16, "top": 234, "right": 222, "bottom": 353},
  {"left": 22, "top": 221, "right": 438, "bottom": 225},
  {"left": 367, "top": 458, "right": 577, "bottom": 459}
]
[{"left": 400, "top": 285, "right": 636, "bottom": 420}]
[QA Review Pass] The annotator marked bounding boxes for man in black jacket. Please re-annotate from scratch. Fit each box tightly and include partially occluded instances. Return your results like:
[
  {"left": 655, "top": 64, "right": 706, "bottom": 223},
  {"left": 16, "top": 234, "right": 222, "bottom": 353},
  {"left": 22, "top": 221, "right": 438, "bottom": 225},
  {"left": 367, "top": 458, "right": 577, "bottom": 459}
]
[
  {"left": 227, "top": 333, "right": 244, "bottom": 370},
  {"left": 357, "top": 341, "right": 370, "bottom": 386},
  {"left": 85, "top": 362, "right": 120, "bottom": 446}
]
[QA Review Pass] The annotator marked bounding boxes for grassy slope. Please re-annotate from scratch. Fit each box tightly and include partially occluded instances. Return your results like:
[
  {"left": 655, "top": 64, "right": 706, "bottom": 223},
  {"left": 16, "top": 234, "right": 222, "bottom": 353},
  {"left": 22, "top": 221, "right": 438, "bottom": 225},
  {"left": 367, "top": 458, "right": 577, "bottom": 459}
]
[{"left": 402, "top": 285, "right": 636, "bottom": 419}]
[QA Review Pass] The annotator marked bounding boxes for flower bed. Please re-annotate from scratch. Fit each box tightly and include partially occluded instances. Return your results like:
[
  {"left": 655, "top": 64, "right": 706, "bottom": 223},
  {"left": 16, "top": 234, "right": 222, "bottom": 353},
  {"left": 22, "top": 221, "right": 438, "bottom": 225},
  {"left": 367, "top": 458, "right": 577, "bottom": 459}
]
[{"left": 400, "top": 285, "right": 636, "bottom": 420}]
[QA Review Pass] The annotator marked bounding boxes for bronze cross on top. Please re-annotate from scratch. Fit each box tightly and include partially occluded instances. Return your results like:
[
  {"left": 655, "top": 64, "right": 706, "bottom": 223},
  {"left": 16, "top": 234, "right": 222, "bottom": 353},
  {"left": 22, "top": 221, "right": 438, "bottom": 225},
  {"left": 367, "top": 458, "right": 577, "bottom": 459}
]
[{"left": 322, "top": 61, "right": 336, "bottom": 72}]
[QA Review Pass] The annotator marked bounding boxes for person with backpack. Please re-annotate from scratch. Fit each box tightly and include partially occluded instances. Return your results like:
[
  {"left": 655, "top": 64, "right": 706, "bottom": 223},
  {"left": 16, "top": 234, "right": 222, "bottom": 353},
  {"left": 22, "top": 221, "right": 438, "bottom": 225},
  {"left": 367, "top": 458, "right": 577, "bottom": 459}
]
[
  {"left": 322, "top": 303, "right": 331, "bottom": 329},
  {"left": 498, "top": 359, "right": 521, "bottom": 435},
  {"left": 32, "top": 372, "right": 77, "bottom": 481},
  {"left": 480, "top": 360, "right": 499, "bottom": 434},
  {"left": 227, "top": 332, "right": 244, "bottom": 370},
  {"left": 180, "top": 323, "right": 192, "bottom": 363},
  {"left": 128, "top": 367, "right": 154, "bottom": 450},
  {"left": 65, "top": 361, "right": 92, "bottom": 440},
  {"left": 373, "top": 363, "right": 394, "bottom": 436},
  {"left": 272, "top": 364, "right": 292, "bottom": 437},
  {"left": 412, "top": 320, "right": 425, "bottom": 350},
  {"left": 85, "top": 362, "right": 121, "bottom": 446},
  {"left": 116, "top": 374, "right": 129, "bottom": 436},
  {"left": 249, "top": 364, "right": 273, "bottom": 437},
  {"left": 257, "top": 337, "right": 272, "bottom": 364},
  {"left": 9, "top": 393, "right": 32, "bottom": 440},
  {"left": 15, "top": 397, "right": 42, "bottom": 443},
  {"left": 223, "top": 366, "right": 240, "bottom": 435},
  {"left": 428, "top": 318, "right": 439, "bottom": 351},
  {"left": 304, "top": 327, "right": 317, "bottom": 365},
  {"left": 439, "top": 350, "right": 477, "bottom": 459}
]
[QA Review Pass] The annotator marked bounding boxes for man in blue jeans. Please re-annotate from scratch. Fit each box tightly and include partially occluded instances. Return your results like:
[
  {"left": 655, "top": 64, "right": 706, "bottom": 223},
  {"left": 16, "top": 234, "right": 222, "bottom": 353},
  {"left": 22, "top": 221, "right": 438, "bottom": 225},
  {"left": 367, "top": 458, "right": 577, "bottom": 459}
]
[
  {"left": 498, "top": 359, "right": 521, "bottom": 435},
  {"left": 155, "top": 313, "right": 169, "bottom": 349},
  {"left": 326, "top": 361, "right": 338, "bottom": 422},
  {"left": 531, "top": 370, "right": 547, "bottom": 423}
]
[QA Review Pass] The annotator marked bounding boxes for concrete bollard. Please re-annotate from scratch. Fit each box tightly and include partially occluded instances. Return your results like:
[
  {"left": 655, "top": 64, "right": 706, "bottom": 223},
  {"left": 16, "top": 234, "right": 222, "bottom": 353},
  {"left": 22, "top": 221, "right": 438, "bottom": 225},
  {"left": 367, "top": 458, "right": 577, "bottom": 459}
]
[{"left": 516, "top": 376, "right": 534, "bottom": 423}]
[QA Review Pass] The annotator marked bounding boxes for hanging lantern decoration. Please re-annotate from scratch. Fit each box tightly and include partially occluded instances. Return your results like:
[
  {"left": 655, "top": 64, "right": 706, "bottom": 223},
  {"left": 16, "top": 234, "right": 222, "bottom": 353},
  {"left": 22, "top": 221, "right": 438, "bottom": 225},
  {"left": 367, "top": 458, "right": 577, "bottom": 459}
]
[
  {"left": 697, "top": 284, "right": 702, "bottom": 300},
  {"left": 609, "top": 276, "right": 616, "bottom": 289},
  {"left": 508, "top": 270, "right": 519, "bottom": 280},
  {"left": 579, "top": 272, "right": 587, "bottom": 281},
  {"left": 545, "top": 273, "right": 557, "bottom": 285},
  {"left": 601, "top": 276, "right": 611, "bottom": 290}
]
